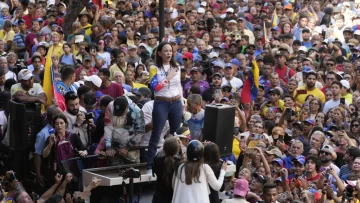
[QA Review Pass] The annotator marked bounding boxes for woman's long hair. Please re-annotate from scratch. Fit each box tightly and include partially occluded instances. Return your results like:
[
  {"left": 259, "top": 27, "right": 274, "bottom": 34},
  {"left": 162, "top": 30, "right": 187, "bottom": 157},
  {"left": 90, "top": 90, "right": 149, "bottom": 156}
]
[
  {"left": 177, "top": 141, "right": 204, "bottom": 185},
  {"left": 162, "top": 137, "right": 180, "bottom": 186},
  {"left": 179, "top": 160, "right": 203, "bottom": 185},
  {"left": 204, "top": 143, "right": 221, "bottom": 172},
  {"left": 155, "top": 42, "right": 178, "bottom": 68}
]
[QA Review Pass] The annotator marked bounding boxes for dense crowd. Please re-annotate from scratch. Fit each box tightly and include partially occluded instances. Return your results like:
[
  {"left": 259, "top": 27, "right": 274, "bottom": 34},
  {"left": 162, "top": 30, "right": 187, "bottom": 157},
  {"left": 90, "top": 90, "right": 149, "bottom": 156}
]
[{"left": 0, "top": 0, "right": 359, "bottom": 202}]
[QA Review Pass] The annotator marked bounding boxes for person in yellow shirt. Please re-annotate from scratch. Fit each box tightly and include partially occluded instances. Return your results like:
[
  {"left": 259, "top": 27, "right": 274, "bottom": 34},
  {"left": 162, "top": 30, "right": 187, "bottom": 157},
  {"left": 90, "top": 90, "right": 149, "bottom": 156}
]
[
  {"left": 47, "top": 32, "right": 63, "bottom": 59},
  {"left": 78, "top": 11, "right": 92, "bottom": 36},
  {"left": 125, "top": 69, "right": 146, "bottom": 92},
  {"left": 262, "top": 88, "right": 285, "bottom": 117},
  {"left": 340, "top": 79, "right": 352, "bottom": 104},
  {"left": 109, "top": 50, "right": 127, "bottom": 80},
  {"left": 3, "top": 20, "right": 15, "bottom": 52},
  {"left": 294, "top": 71, "right": 325, "bottom": 105}
]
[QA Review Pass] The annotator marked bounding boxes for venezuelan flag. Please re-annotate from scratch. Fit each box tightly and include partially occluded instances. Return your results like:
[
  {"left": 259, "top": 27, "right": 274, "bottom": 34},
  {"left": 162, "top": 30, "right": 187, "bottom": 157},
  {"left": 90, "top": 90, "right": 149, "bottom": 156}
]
[
  {"left": 43, "top": 47, "right": 66, "bottom": 111},
  {"left": 149, "top": 65, "right": 158, "bottom": 91},
  {"left": 263, "top": 21, "right": 268, "bottom": 43},
  {"left": 271, "top": 9, "right": 279, "bottom": 28},
  {"left": 241, "top": 60, "right": 259, "bottom": 103}
]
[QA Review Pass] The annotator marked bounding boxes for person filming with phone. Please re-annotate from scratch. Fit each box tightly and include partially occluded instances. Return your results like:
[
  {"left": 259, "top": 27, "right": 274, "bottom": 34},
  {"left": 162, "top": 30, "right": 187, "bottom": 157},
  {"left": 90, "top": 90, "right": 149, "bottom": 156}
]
[{"left": 323, "top": 81, "right": 349, "bottom": 114}]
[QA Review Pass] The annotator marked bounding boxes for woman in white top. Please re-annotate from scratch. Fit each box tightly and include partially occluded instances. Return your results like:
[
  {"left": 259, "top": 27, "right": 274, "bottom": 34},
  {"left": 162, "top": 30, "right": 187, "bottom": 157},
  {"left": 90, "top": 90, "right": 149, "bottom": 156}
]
[
  {"left": 172, "top": 140, "right": 227, "bottom": 203},
  {"left": 147, "top": 42, "right": 183, "bottom": 172}
]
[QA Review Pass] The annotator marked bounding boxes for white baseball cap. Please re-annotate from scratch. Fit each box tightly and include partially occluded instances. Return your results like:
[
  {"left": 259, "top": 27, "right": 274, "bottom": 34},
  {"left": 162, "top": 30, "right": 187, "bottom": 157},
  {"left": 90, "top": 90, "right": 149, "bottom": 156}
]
[
  {"left": 340, "top": 79, "right": 350, "bottom": 89},
  {"left": 209, "top": 52, "right": 219, "bottom": 58},
  {"left": 197, "top": 7, "right": 205, "bottom": 14},
  {"left": 200, "top": 2, "right": 207, "bottom": 7},
  {"left": 84, "top": 75, "right": 102, "bottom": 88},
  {"left": 18, "top": 69, "right": 33, "bottom": 81},
  {"left": 299, "top": 46, "right": 308, "bottom": 52},
  {"left": 226, "top": 8, "right": 234, "bottom": 13}
]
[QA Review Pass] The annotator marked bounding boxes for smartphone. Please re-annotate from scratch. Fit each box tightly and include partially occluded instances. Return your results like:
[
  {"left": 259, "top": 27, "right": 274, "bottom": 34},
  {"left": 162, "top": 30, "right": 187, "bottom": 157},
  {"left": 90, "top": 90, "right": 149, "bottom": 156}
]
[
  {"left": 297, "top": 89, "right": 307, "bottom": 94},
  {"left": 278, "top": 135, "right": 284, "bottom": 142},
  {"left": 240, "top": 136, "right": 246, "bottom": 148},
  {"left": 180, "top": 9, "right": 185, "bottom": 13},
  {"left": 214, "top": 88, "right": 221, "bottom": 99},
  {"left": 340, "top": 98, "right": 345, "bottom": 105},
  {"left": 286, "top": 108, "right": 292, "bottom": 121}
]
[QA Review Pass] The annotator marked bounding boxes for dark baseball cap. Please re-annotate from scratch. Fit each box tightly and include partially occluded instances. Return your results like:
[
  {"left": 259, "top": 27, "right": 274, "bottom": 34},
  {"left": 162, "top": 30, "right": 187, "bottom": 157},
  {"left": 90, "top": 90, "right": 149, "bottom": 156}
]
[
  {"left": 134, "top": 87, "right": 152, "bottom": 98},
  {"left": 84, "top": 92, "right": 97, "bottom": 105},
  {"left": 113, "top": 96, "right": 128, "bottom": 117}
]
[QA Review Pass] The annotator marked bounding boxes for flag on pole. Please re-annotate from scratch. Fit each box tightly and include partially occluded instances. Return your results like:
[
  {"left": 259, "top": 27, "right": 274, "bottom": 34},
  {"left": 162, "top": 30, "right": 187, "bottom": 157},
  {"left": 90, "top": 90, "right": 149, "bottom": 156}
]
[
  {"left": 241, "top": 60, "right": 260, "bottom": 103},
  {"left": 271, "top": 9, "right": 279, "bottom": 27},
  {"left": 263, "top": 21, "right": 268, "bottom": 43},
  {"left": 93, "top": 0, "right": 103, "bottom": 10},
  {"left": 43, "top": 47, "right": 66, "bottom": 111}
]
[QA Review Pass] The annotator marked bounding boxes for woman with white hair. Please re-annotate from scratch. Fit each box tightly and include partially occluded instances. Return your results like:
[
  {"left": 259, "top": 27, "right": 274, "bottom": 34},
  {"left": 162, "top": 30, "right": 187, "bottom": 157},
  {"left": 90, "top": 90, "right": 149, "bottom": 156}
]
[{"left": 113, "top": 70, "right": 131, "bottom": 92}]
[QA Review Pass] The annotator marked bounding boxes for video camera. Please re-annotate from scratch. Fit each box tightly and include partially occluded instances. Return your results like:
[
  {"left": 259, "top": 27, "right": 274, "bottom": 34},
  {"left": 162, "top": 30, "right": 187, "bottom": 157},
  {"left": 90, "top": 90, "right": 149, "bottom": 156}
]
[
  {"left": 85, "top": 112, "right": 94, "bottom": 121},
  {"left": 13, "top": 59, "right": 27, "bottom": 75},
  {"left": 119, "top": 168, "right": 141, "bottom": 180},
  {"left": 198, "top": 49, "right": 214, "bottom": 76}
]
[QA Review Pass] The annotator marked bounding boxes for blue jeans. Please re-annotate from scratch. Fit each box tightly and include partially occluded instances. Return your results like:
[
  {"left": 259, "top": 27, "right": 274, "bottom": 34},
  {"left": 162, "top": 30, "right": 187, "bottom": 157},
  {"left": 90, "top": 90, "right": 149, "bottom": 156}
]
[{"left": 147, "top": 99, "right": 182, "bottom": 169}]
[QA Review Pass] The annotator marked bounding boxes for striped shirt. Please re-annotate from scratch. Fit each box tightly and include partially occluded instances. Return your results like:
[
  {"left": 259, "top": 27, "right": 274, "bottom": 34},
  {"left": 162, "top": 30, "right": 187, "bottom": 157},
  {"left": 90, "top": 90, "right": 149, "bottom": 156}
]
[{"left": 13, "top": 32, "right": 27, "bottom": 59}]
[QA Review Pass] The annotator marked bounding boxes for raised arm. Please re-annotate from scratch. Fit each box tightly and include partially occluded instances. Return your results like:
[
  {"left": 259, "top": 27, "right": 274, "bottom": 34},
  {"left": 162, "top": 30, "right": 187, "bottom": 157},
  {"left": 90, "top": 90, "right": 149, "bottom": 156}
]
[
  {"left": 205, "top": 162, "right": 227, "bottom": 191},
  {"left": 37, "top": 174, "right": 63, "bottom": 203},
  {"left": 55, "top": 173, "right": 73, "bottom": 196}
]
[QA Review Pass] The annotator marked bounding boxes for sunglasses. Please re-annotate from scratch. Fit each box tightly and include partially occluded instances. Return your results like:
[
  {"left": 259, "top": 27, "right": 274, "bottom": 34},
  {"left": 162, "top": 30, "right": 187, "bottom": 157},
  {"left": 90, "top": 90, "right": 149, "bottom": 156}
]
[
  {"left": 320, "top": 151, "right": 331, "bottom": 155},
  {"left": 126, "top": 21, "right": 134, "bottom": 23},
  {"left": 352, "top": 124, "right": 360, "bottom": 128},
  {"left": 326, "top": 63, "right": 335, "bottom": 66}
]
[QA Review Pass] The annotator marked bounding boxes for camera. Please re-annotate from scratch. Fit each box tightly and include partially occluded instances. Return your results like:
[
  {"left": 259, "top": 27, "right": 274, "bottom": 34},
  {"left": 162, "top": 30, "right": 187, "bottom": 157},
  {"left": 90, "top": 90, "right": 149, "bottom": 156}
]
[
  {"left": 119, "top": 168, "right": 141, "bottom": 179},
  {"left": 344, "top": 186, "right": 354, "bottom": 200},
  {"left": 85, "top": 112, "right": 94, "bottom": 120},
  {"left": 13, "top": 59, "right": 26, "bottom": 74}
]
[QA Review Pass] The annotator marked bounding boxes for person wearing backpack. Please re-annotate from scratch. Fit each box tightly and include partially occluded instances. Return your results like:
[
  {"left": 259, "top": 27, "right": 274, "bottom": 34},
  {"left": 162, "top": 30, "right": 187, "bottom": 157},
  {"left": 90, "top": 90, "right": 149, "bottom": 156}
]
[
  {"left": 59, "top": 43, "right": 76, "bottom": 66},
  {"left": 42, "top": 113, "right": 88, "bottom": 171}
]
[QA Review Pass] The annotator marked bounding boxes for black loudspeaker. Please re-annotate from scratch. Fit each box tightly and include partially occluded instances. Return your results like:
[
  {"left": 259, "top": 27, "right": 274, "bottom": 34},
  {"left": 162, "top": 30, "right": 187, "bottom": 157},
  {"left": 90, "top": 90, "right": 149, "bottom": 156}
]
[
  {"left": 10, "top": 101, "right": 42, "bottom": 151},
  {"left": 203, "top": 104, "right": 235, "bottom": 157}
]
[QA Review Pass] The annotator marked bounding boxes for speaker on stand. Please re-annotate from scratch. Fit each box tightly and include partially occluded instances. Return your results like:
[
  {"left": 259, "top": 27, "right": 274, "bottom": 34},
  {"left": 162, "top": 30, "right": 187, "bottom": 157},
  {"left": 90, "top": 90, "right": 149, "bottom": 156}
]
[
  {"left": 7, "top": 101, "right": 42, "bottom": 180},
  {"left": 203, "top": 104, "right": 235, "bottom": 157}
]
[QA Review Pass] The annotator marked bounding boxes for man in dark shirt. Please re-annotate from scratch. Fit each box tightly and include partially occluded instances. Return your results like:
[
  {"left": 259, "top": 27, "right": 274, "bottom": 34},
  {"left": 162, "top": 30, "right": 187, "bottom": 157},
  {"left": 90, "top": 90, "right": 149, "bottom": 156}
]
[
  {"left": 180, "top": 67, "right": 190, "bottom": 88},
  {"left": 202, "top": 72, "right": 223, "bottom": 103},
  {"left": 98, "top": 68, "right": 124, "bottom": 99}
]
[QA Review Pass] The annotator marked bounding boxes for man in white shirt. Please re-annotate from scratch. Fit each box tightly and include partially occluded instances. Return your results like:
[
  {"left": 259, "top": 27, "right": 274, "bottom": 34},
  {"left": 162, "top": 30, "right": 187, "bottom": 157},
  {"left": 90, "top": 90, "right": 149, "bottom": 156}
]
[
  {"left": 222, "top": 63, "right": 243, "bottom": 93},
  {"left": 0, "top": 56, "right": 16, "bottom": 81}
]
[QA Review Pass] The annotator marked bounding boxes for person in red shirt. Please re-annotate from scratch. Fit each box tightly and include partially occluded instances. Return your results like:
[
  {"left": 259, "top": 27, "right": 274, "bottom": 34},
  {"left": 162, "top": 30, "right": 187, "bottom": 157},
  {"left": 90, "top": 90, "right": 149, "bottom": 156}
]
[
  {"left": 98, "top": 68, "right": 124, "bottom": 99},
  {"left": 76, "top": 54, "right": 98, "bottom": 80},
  {"left": 22, "top": 3, "right": 39, "bottom": 29},
  {"left": 274, "top": 51, "right": 295, "bottom": 85},
  {"left": 24, "top": 20, "right": 41, "bottom": 56},
  {"left": 304, "top": 155, "right": 321, "bottom": 184}
]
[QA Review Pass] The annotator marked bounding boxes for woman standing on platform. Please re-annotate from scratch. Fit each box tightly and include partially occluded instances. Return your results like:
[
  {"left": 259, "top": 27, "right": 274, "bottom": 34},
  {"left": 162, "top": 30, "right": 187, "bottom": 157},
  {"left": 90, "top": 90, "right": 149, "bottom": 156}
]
[{"left": 147, "top": 42, "right": 183, "bottom": 173}]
